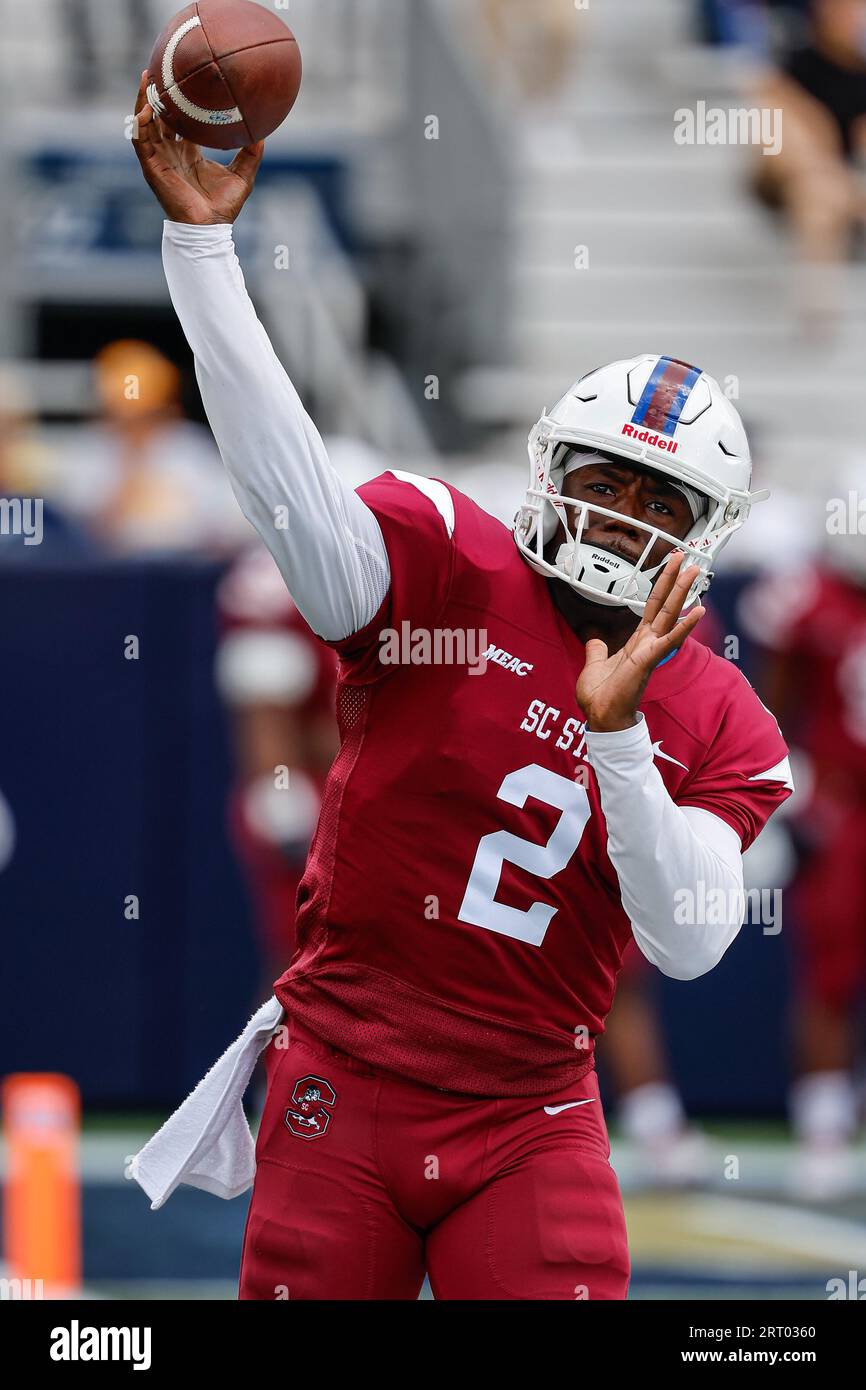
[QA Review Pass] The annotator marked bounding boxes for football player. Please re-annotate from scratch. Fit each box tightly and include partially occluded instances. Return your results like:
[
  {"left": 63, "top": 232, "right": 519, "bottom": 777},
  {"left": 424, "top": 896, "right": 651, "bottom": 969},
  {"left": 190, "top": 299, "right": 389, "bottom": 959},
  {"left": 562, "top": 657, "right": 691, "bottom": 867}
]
[
  {"left": 134, "top": 89, "right": 794, "bottom": 1300},
  {"left": 215, "top": 544, "right": 337, "bottom": 977},
  {"left": 741, "top": 510, "right": 866, "bottom": 1199}
]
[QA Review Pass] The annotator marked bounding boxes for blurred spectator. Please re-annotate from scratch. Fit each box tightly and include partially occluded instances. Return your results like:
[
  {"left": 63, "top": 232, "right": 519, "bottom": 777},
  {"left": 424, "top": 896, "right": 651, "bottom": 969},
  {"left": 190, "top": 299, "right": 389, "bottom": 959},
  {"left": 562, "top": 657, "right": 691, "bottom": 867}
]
[
  {"left": 602, "top": 944, "right": 711, "bottom": 1186},
  {"left": 480, "top": 0, "right": 582, "bottom": 164},
  {"left": 697, "top": 0, "right": 774, "bottom": 51},
  {"left": 452, "top": 457, "right": 526, "bottom": 527},
  {"left": 53, "top": 340, "right": 248, "bottom": 556},
  {"left": 740, "top": 488, "right": 866, "bottom": 1198},
  {"left": 752, "top": 0, "right": 866, "bottom": 327},
  {"left": 481, "top": 0, "right": 578, "bottom": 103},
  {"left": 698, "top": 3, "right": 813, "bottom": 49},
  {"left": 0, "top": 368, "right": 91, "bottom": 559},
  {"left": 215, "top": 545, "right": 337, "bottom": 992},
  {"left": 0, "top": 370, "right": 54, "bottom": 491}
]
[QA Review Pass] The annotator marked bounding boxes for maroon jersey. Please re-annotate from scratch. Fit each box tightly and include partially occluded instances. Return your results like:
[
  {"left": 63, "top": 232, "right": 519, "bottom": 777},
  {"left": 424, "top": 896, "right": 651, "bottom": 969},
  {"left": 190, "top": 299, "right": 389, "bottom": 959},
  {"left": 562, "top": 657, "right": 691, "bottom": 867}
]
[
  {"left": 276, "top": 474, "right": 791, "bottom": 1096},
  {"left": 742, "top": 565, "right": 866, "bottom": 801}
]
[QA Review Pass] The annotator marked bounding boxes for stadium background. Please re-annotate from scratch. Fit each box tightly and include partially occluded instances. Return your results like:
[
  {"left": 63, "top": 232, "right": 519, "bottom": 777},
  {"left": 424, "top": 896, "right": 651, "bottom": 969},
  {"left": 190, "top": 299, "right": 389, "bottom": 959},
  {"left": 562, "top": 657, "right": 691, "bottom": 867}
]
[{"left": 1, "top": 0, "right": 865, "bottom": 1298}]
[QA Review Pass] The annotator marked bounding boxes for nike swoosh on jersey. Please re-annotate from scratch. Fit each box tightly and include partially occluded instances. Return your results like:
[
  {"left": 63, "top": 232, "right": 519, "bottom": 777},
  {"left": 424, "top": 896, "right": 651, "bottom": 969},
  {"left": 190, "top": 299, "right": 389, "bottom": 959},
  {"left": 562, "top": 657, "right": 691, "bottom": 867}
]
[
  {"left": 543, "top": 1099, "right": 597, "bottom": 1115},
  {"left": 652, "top": 740, "right": 689, "bottom": 771}
]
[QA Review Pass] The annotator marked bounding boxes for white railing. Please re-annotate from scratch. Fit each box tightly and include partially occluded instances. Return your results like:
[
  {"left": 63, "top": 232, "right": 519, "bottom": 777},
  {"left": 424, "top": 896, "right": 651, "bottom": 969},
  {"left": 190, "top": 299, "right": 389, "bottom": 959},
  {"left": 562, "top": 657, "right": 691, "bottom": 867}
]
[
  {"left": 3, "top": 184, "right": 435, "bottom": 457},
  {"left": 252, "top": 187, "right": 433, "bottom": 456}
]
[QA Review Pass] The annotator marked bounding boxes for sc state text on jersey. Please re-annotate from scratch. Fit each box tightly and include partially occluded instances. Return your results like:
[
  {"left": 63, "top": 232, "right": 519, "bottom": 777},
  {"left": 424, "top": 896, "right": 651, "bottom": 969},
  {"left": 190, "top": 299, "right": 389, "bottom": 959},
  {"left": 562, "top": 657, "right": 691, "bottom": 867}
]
[{"left": 520, "top": 700, "right": 589, "bottom": 763}]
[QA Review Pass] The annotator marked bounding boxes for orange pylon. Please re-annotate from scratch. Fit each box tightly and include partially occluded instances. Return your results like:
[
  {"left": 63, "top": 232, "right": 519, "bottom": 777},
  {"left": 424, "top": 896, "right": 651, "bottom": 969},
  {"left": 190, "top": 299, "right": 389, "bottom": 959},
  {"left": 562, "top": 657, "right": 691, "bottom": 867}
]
[{"left": 2, "top": 1074, "right": 81, "bottom": 1293}]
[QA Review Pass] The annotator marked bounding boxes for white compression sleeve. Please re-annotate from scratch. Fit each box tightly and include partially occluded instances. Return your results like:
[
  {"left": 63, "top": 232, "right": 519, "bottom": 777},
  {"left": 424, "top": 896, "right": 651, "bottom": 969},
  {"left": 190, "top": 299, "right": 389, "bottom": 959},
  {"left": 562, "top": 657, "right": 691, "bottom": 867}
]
[
  {"left": 584, "top": 715, "right": 746, "bottom": 981},
  {"left": 162, "top": 220, "right": 390, "bottom": 640}
]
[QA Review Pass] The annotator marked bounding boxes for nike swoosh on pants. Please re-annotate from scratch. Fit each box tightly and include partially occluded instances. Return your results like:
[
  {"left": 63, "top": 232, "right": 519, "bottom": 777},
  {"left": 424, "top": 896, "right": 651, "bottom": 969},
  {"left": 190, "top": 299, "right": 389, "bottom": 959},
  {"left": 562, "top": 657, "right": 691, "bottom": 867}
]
[{"left": 543, "top": 1099, "right": 597, "bottom": 1115}]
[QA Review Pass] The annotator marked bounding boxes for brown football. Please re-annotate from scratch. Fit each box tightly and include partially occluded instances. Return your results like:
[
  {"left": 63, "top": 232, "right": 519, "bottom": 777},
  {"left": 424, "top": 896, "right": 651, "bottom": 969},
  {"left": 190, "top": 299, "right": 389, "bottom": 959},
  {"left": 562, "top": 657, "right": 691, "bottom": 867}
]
[{"left": 146, "top": 0, "right": 302, "bottom": 150}]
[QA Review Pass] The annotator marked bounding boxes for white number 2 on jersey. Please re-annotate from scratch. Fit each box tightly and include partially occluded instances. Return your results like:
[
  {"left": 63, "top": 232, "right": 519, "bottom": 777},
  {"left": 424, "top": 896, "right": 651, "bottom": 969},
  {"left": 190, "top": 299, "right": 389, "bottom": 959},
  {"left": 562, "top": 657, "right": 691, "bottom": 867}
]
[{"left": 457, "top": 764, "right": 591, "bottom": 947}]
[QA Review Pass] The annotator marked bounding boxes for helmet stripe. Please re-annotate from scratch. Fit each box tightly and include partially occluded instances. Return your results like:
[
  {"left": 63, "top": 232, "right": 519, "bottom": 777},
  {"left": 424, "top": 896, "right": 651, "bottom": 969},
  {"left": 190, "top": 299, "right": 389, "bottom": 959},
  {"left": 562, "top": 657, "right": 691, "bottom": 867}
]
[{"left": 631, "top": 356, "right": 702, "bottom": 436}]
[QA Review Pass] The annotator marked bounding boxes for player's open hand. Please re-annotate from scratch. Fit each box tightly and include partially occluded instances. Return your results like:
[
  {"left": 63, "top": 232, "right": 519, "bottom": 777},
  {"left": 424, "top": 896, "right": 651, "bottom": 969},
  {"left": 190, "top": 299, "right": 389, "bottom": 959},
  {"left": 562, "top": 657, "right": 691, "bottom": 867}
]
[
  {"left": 131, "top": 72, "right": 264, "bottom": 225},
  {"left": 577, "top": 551, "right": 705, "bottom": 733}
]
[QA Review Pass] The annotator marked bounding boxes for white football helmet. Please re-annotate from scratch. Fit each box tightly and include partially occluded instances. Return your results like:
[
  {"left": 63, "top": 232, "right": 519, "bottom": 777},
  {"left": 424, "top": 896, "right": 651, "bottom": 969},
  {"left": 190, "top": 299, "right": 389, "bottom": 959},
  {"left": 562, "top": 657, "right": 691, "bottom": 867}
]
[{"left": 513, "top": 354, "right": 767, "bottom": 616}]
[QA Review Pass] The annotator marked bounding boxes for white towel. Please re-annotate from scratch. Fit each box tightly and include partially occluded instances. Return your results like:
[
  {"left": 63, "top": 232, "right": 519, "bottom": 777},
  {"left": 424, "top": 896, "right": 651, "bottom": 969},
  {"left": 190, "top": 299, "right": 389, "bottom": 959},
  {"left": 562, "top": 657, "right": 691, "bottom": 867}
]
[{"left": 124, "top": 996, "right": 285, "bottom": 1210}]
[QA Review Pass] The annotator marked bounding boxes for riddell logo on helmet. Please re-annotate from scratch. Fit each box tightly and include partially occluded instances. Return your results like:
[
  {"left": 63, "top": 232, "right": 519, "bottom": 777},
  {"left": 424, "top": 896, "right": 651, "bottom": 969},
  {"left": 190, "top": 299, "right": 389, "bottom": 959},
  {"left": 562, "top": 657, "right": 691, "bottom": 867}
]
[{"left": 621, "top": 424, "right": 678, "bottom": 454}]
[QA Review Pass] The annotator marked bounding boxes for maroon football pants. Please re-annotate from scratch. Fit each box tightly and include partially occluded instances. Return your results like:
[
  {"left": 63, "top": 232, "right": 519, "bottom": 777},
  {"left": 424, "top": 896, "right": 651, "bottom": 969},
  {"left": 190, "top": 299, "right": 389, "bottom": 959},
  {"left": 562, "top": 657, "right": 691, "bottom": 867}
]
[{"left": 238, "top": 1017, "right": 629, "bottom": 1300}]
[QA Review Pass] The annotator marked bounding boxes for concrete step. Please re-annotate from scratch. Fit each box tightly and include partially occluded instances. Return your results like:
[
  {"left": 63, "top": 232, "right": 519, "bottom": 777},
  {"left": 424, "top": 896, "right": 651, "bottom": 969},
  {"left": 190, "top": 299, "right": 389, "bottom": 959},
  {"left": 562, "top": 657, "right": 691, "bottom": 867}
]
[
  {"left": 542, "top": 76, "right": 690, "bottom": 121},
  {"left": 510, "top": 266, "right": 817, "bottom": 324},
  {"left": 516, "top": 318, "right": 803, "bottom": 374},
  {"left": 654, "top": 43, "right": 765, "bottom": 102},
  {"left": 512, "top": 209, "right": 782, "bottom": 271},
  {"left": 519, "top": 151, "right": 747, "bottom": 210},
  {"left": 517, "top": 117, "right": 726, "bottom": 165},
  {"left": 469, "top": 314, "right": 866, "bottom": 400},
  {"left": 577, "top": 0, "right": 687, "bottom": 48}
]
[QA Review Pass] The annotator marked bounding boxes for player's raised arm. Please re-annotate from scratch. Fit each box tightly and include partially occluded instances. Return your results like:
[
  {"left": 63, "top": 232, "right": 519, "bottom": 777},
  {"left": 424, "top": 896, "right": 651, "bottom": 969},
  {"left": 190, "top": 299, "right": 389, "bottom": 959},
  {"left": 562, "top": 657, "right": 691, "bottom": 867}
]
[{"left": 131, "top": 76, "right": 389, "bottom": 641}]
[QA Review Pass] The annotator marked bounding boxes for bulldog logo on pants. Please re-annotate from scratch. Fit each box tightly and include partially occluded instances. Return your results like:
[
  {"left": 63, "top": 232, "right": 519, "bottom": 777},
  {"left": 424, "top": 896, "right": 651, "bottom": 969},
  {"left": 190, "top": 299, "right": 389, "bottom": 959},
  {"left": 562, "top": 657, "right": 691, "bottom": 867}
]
[{"left": 284, "top": 1075, "right": 337, "bottom": 1140}]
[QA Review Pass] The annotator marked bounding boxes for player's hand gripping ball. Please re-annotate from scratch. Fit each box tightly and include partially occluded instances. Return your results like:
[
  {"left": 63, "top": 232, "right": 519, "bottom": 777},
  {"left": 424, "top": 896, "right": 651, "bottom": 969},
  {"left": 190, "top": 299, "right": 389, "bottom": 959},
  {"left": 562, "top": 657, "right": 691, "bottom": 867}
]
[{"left": 146, "top": 0, "right": 302, "bottom": 150}]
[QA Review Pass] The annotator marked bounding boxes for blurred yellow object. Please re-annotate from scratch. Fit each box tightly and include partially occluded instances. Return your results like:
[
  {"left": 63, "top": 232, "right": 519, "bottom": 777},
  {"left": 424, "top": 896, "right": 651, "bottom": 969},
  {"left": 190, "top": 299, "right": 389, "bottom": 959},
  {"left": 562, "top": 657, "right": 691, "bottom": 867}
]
[
  {"left": 0, "top": 366, "right": 58, "bottom": 495},
  {"left": 94, "top": 340, "right": 180, "bottom": 421},
  {"left": 2, "top": 1073, "right": 81, "bottom": 1294}
]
